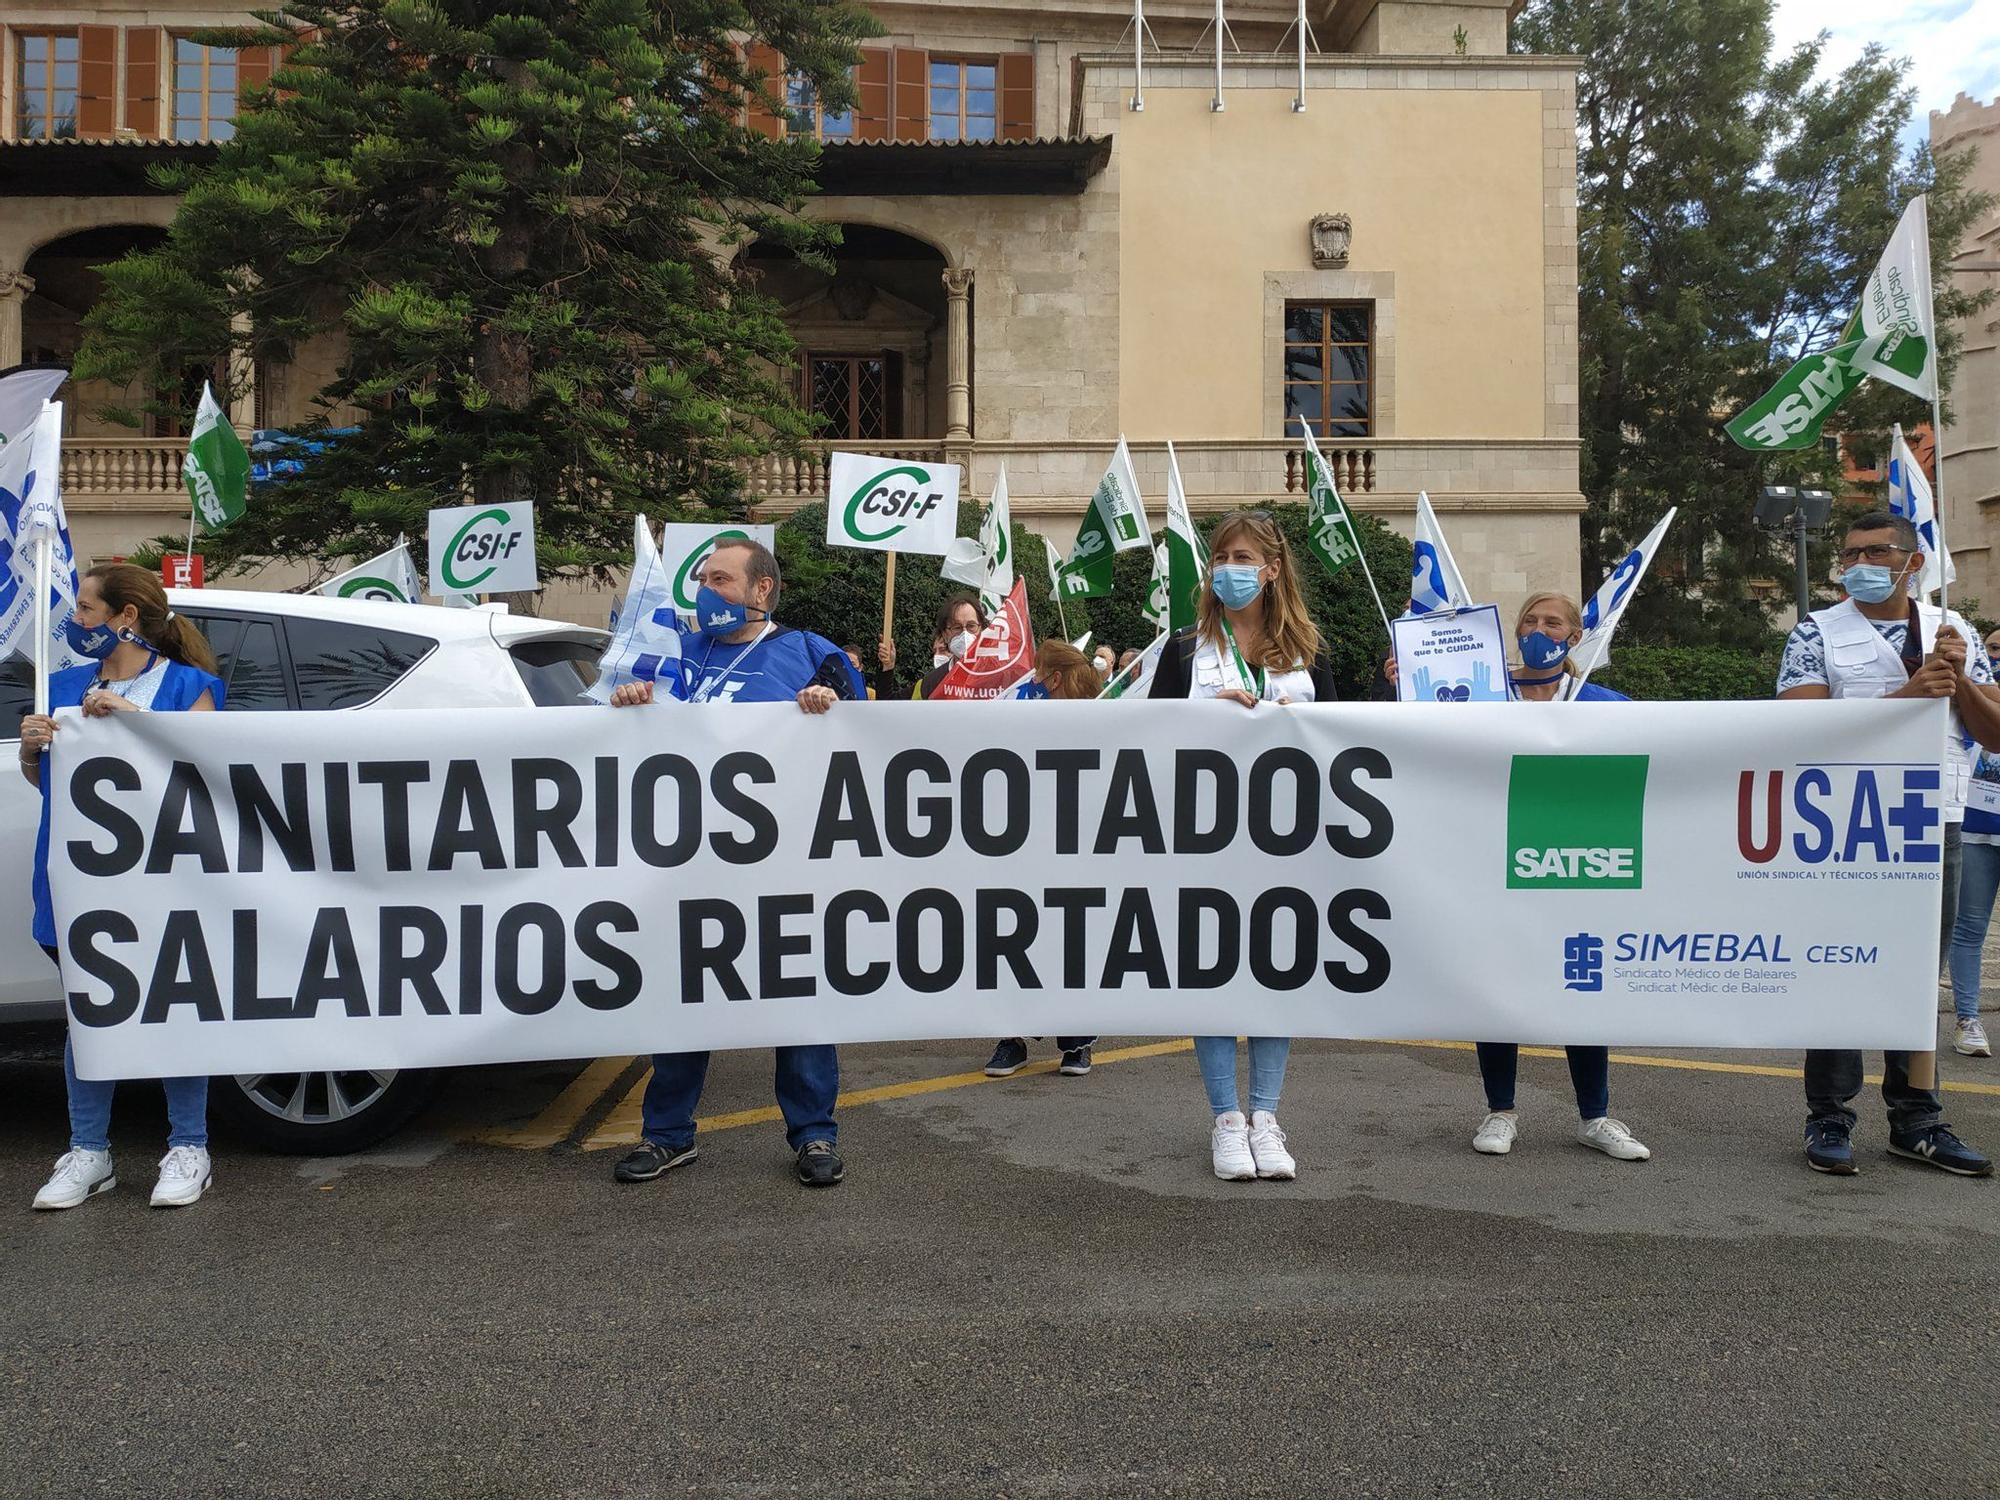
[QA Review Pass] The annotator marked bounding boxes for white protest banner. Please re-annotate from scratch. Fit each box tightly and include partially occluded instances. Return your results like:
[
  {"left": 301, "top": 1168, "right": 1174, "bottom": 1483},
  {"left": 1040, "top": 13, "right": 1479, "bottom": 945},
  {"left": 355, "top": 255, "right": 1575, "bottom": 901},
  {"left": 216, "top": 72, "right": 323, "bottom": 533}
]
[
  {"left": 825, "top": 451, "right": 961, "bottom": 556},
  {"left": 52, "top": 698, "right": 1946, "bottom": 1079},
  {"left": 1390, "top": 605, "right": 1511, "bottom": 702},
  {"left": 428, "top": 501, "right": 538, "bottom": 596},
  {"left": 658, "top": 523, "right": 777, "bottom": 616}
]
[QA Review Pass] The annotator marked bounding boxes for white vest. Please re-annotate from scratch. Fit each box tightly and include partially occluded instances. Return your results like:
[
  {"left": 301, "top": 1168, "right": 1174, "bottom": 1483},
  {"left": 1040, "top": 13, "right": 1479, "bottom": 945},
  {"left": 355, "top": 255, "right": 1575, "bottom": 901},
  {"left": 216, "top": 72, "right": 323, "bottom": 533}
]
[{"left": 1809, "top": 596, "right": 1973, "bottom": 818}]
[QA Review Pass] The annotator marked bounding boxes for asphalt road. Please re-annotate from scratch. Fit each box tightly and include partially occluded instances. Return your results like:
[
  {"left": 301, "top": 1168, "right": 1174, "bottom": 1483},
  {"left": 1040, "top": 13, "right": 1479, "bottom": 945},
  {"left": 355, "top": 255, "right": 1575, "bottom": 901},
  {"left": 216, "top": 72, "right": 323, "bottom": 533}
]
[{"left": 1, "top": 1021, "right": 1996, "bottom": 1500}]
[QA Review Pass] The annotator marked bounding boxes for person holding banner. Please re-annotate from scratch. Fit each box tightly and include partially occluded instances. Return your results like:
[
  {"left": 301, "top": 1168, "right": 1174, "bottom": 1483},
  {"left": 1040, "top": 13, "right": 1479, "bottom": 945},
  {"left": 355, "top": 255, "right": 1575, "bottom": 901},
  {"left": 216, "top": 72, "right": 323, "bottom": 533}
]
[
  {"left": 607, "top": 538, "right": 861, "bottom": 1187},
  {"left": 1509, "top": 592, "right": 1630, "bottom": 703},
  {"left": 1149, "top": 511, "right": 1332, "bottom": 1179},
  {"left": 1468, "top": 592, "right": 1648, "bottom": 1162},
  {"left": 16, "top": 564, "right": 225, "bottom": 1211},
  {"left": 1777, "top": 511, "right": 1998, "bottom": 1176}
]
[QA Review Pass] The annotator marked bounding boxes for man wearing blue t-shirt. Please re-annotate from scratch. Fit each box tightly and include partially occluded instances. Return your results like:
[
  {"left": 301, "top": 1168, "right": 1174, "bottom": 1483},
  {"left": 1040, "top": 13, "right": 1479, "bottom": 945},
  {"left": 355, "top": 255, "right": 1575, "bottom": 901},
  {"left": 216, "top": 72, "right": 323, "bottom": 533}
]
[{"left": 607, "top": 538, "right": 862, "bottom": 1188}]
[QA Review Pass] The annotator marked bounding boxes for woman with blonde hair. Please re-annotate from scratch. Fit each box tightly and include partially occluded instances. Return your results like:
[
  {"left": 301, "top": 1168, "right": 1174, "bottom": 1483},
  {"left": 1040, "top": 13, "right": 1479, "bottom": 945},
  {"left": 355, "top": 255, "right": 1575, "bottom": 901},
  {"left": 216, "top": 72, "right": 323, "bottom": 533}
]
[
  {"left": 16, "top": 563, "right": 226, "bottom": 1211},
  {"left": 1149, "top": 510, "right": 1333, "bottom": 1180},
  {"left": 1509, "top": 591, "right": 1629, "bottom": 703},
  {"left": 1469, "top": 588, "right": 1647, "bottom": 1164}
]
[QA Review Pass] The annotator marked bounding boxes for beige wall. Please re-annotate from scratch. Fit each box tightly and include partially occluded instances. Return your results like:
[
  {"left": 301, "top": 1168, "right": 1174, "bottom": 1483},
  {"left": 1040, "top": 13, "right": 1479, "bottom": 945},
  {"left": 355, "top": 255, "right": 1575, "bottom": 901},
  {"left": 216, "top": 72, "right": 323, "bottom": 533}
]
[
  {"left": 1934, "top": 92, "right": 2000, "bottom": 618},
  {"left": 1113, "top": 81, "right": 1547, "bottom": 442}
]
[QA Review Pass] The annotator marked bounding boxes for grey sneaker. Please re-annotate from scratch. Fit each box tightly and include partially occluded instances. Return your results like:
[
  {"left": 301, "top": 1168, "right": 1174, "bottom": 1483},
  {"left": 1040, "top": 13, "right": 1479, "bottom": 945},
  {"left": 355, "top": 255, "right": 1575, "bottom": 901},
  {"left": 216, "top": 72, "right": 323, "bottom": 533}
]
[{"left": 1955, "top": 1017, "right": 1992, "bottom": 1057}]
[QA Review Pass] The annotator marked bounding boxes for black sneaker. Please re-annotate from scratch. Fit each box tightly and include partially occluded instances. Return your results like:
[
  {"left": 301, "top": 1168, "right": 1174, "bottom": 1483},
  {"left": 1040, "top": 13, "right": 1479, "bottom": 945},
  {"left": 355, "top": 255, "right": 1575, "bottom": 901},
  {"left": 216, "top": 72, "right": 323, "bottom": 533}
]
[
  {"left": 796, "top": 1140, "right": 845, "bottom": 1187},
  {"left": 1804, "top": 1120, "right": 1857, "bottom": 1175},
  {"left": 613, "top": 1140, "right": 698, "bottom": 1183},
  {"left": 1888, "top": 1122, "right": 1995, "bottom": 1177},
  {"left": 984, "top": 1038, "right": 1029, "bottom": 1077},
  {"left": 1059, "top": 1045, "right": 1093, "bottom": 1076}
]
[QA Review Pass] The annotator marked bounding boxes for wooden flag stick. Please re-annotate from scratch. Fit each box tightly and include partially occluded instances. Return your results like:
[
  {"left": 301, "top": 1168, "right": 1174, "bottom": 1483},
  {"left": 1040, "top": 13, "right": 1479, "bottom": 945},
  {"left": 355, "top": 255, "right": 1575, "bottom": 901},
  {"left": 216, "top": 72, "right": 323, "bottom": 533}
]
[{"left": 882, "top": 551, "right": 898, "bottom": 639}]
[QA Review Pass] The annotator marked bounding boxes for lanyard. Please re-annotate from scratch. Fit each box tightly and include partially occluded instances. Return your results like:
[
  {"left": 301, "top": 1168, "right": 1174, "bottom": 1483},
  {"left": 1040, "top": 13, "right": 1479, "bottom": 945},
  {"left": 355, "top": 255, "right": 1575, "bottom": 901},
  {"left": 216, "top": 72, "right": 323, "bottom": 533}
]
[
  {"left": 92, "top": 649, "right": 159, "bottom": 700},
  {"left": 1218, "top": 617, "right": 1267, "bottom": 699},
  {"left": 690, "top": 623, "right": 773, "bottom": 703}
]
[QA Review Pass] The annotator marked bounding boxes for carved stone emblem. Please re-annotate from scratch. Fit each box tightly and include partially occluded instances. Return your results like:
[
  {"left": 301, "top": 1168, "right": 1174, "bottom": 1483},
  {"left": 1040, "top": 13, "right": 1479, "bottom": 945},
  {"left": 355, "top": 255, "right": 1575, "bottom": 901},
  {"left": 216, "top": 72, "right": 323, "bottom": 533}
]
[
  {"left": 829, "top": 271, "right": 875, "bottom": 321},
  {"left": 1309, "top": 213, "right": 1351, "bottom": 269}
]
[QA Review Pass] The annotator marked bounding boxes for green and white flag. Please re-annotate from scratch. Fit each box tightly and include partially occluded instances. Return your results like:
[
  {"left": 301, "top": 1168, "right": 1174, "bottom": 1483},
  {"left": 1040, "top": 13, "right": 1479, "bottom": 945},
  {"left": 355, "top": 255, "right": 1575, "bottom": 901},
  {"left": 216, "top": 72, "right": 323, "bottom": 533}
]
[
  {"left": 1728, "top": 196, "right": 1936, "bottom": 452},
  {"left": 181, "top": 382, "right": 248, "bottom": 528},
  {"left": 1162, "top": 442, "right": 1205, "bottom": 632},
  {"left": 941, "top": 464, "right": 1016, "bottom": 618},
  {"left": 319, "top": 536, "right": 421, "bottom": 604},
  {"left": 1054, "top": 436, "right": 1151, "bottom": 600},
  {"left": 1297, "top": 422, "right": 1362, "bottom": 579}
]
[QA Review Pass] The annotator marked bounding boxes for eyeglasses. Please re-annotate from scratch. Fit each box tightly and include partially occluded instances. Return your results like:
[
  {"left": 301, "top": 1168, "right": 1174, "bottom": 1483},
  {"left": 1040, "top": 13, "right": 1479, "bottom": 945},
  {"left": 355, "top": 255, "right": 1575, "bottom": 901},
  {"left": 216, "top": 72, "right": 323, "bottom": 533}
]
[{"left": 1836, "top": 544, "right": 1910, "bottom": 565}]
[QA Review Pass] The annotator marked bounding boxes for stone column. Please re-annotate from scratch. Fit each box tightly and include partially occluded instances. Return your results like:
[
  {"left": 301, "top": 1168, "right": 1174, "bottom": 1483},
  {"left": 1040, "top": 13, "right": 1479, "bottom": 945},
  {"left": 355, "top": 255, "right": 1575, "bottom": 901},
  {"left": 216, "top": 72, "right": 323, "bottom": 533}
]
[
  {"left": 942, "top": 267, "right": 974, "bottom": 442},
  {"left": 0, "top": 271, "right": 37, "bottom": 370},
  {"left": 227, "top": 309, "right": 257, "bottom": 431}
]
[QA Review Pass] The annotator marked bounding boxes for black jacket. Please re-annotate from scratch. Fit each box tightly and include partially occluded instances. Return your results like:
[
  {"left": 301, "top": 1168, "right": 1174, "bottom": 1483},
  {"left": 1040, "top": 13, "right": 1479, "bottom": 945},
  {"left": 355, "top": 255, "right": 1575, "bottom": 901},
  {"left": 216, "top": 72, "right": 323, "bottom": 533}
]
[{"left": 1146, "top": 627, "right": 1338, "bottom": 702}]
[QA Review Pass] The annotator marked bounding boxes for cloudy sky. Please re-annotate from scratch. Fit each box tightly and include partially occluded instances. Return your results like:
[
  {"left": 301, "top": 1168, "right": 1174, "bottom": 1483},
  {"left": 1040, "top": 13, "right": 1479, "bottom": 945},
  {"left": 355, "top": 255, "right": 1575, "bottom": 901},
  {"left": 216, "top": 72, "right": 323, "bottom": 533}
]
[{"left": 1769, "top": 0, "right": 2000, "bottom": 146}]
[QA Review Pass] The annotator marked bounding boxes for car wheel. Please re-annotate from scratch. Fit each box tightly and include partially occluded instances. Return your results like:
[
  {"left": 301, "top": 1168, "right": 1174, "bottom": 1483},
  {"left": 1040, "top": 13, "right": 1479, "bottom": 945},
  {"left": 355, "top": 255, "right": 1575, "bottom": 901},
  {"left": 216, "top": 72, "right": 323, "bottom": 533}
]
[{"left": 210, "top": 1068, "right": 441, "bottom": 1155}]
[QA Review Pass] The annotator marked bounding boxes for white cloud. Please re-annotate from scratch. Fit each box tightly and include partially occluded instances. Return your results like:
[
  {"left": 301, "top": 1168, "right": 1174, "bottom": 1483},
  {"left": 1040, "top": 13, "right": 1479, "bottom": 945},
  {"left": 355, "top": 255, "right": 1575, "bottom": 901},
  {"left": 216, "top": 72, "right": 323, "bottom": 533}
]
[{"left": 1769, "top": 0, "right": 2000, "bottom": 147}]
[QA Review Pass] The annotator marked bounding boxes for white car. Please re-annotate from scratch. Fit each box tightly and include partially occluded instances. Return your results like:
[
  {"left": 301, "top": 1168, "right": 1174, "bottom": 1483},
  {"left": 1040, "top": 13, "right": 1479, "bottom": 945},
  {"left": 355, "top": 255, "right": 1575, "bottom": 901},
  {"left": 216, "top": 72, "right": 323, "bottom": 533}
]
[{"left": 1, "top": 589, "right": 606, "bottom": 1153}]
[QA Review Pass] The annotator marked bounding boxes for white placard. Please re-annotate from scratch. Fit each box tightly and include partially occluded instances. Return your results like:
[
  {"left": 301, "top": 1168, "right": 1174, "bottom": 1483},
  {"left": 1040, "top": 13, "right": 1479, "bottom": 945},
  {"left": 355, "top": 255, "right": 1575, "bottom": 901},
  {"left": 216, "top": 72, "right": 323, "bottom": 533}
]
[
  {"left": 1390, "top": 605, "right": 1511, "bottom": 703},
  {"left": 658, "top": 523, "right": 777, "bottom": 615},
  {"left": 427, "top": 501, "right": 538, "bottom": 596},
  {"left": 49, "top": 699, "right": 1948, "bottom": 1079},
  {"left": 825, "top": 451, "right": 961, "bottom": 556}
]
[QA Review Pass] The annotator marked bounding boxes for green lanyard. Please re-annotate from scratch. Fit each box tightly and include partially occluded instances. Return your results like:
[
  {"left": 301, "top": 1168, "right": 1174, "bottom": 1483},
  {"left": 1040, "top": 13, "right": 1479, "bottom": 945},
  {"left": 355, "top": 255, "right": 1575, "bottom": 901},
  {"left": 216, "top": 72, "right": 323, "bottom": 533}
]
[{"left": 1219, "top": 617, "right": 1266, "bottom": 699}]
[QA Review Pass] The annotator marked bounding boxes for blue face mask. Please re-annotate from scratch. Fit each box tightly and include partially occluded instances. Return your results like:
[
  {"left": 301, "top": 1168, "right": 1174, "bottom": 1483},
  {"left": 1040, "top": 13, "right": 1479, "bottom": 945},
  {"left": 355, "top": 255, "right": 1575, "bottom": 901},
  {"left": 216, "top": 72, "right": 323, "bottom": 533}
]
[
  {"left": 62, "top": 618, "right": 118, "bottom": 660},
  {"left": 692, "top": 585, "right": 764, "bottom": 641},
  {"left": 1842, "top": 564, "right": 1900, "bottom": 605},
  {"left": 1210, "top": 565, "right": 1266, "bottom": 610},
  {"left": 1519, "top": 630, "right": 1572, "bottom": 671}
]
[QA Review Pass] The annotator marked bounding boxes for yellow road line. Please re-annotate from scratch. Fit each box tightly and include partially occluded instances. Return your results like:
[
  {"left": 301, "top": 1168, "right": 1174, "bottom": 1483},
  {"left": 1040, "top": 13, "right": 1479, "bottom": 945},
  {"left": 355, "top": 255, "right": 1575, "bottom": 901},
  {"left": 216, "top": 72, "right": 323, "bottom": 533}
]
[
  {"left": 470, "top": 1055, "right": 636, "bottom": 1149},
  {"left": 579, "top": 1039, "right": 1195, "bottom": 1151},
  {"left": 496, "top": 1035, "right": 2000, "bottom": 1154}
]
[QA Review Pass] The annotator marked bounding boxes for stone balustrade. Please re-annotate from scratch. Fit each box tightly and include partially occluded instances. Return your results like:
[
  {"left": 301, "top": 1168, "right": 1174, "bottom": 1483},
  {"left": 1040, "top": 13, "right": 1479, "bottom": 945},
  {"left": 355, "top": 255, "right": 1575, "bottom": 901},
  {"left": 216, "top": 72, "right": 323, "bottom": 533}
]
[{"left": 59, "top": 438, "right": 190, "bottom": 511}]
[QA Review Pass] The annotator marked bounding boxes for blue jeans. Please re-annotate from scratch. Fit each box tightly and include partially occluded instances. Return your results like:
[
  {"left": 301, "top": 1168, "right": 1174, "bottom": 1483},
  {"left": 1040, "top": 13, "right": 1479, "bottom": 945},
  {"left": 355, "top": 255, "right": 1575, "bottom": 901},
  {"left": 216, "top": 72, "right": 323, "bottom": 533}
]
[
  {"left": 44, "top": 945, "right": 206, "bottom": 1152},
  {"left": 1476, "top": 1043, "right": 1610, "bottom": 1120},
  {"left": 1948, "top": 839, "right": 2000, "bottom": 1023},
  {"left": 63, "top": 1035, "right": 208, "bottom": 1152},
  {"left": 641, "top": 1047, "right": 838, "bottom": 1152},
  {"left": 1193, "top": 1036, "right": 1290, "bottom": 1116}
]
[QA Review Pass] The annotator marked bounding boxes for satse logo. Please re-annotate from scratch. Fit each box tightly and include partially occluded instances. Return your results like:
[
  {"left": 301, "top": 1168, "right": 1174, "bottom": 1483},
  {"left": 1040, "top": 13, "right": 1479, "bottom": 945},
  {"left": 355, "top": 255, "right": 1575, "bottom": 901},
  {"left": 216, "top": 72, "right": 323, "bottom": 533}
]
[
  {"left": 1737, "top": 765, "right": 1940, "bottom": 866},
  {"left": 1507, "top": 755, "right": 1648, "bottom": 890},
  {"left": 842, "top": 464, "right": 947, "bottom": 545},
  {"left": 441, "top": 507, "right": 528, "bottom": 590}
]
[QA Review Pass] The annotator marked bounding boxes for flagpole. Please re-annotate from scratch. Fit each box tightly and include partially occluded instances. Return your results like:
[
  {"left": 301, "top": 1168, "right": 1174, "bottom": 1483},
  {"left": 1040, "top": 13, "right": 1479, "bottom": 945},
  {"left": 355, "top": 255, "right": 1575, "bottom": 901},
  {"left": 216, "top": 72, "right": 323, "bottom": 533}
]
[
  {"left": 31, "top": 534, "right": 51, "bottom": 716},
  {"left": 882, "top": 550, "right": 898, "bottom": 643},
  {"left": 1919, "top": 197, "right": 1952, "bottom": 623}
]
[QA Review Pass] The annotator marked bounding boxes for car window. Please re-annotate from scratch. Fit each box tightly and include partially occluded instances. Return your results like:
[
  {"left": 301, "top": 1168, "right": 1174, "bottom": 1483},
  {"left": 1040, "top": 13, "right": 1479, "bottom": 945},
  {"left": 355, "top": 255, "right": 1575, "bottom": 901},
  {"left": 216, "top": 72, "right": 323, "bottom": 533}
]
[
  {"left": 214, "top": 618, "right": 292, "bottom": 710},
  {"left": 0, "top": 657, "right": 31, "bottom": 737},
  {"left": 284, "top": 615, "right": 434, "bottom": 710},
  {"left": 510, "top": 639, "right": 601, "bottom": 706}
]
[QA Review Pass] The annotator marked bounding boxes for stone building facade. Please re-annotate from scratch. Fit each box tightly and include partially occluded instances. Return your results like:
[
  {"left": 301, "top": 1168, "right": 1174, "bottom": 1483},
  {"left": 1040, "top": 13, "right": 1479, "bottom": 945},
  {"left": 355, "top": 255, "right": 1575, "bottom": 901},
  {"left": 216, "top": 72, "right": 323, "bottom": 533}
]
[
  {"left": 1934, "top": 93, "right": 2000, "bottom": 616},
  {"left": 0, "top": 0, "right": 1583, "bottom": 618}
]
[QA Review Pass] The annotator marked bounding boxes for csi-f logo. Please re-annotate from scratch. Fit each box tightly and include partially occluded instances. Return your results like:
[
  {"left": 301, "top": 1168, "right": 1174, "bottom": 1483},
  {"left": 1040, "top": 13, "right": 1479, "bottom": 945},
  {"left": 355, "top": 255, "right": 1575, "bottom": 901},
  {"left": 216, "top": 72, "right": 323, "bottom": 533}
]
[
  {"left": 1507, "top": 755, "right": 1649, "bottom": 890},
  {"left": 672, "top": 528, "right": 752, "bottom": 611},
  {"left": 442, "top": 507, "right": 528, "bottom": 590},
  {"left": 1563, "top": 934, "right": 1604, "bottom": 992},
  {"left": 842, "top": 465, "right": 946, "bottom": 544},
  {"left": 1738, "top": 766, "right": 1940, "bottom": 867}
]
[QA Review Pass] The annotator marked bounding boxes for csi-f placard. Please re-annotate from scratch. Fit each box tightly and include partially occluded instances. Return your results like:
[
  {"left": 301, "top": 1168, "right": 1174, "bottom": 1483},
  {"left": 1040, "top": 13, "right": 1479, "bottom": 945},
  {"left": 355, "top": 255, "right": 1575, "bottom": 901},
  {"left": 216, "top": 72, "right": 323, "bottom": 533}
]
[
  {"left": 660, "top": 523, "right": 777, "bottom": 614},
  {"left": 825, "top": 452, "right": 961, "bottom": 557},
  {"left": 427, "top": 501, "right": 539, "bottom": 596}
]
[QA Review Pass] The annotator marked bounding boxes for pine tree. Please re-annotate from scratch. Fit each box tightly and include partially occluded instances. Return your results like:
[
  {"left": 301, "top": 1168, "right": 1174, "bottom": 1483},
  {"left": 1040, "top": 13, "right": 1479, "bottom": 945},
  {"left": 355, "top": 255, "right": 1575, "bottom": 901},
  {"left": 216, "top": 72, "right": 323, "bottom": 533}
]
[{"left": 75, "top": 0, "right": 876, "bottom": 588}]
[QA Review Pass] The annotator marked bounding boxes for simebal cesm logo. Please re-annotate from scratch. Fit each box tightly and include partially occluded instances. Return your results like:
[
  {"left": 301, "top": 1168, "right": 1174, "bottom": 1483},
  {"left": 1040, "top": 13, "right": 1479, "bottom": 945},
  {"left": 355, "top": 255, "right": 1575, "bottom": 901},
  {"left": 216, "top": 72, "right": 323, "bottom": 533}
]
[
  {"left": 441, "top": 506, "right": 529, "bottom": 591},
  {"left": 1507, "top": 754, "right": 1649, "bottom": 890},
  {"left": 841, "top": 463, "right": 948, "bottom": 545}
]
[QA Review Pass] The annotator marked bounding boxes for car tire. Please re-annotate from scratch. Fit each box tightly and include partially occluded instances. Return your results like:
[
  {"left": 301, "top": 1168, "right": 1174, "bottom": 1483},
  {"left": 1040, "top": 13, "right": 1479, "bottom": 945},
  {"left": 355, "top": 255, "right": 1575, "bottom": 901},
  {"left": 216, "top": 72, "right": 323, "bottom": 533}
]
[{"left": 209, "top": 1068, "right": 442, "bottom": 1155}]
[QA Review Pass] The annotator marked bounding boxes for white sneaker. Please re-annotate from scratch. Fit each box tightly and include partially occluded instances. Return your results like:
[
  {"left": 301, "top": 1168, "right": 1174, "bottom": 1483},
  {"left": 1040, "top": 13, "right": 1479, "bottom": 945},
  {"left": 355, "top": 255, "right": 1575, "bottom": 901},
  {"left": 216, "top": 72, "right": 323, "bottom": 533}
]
[
  {"left": 150, "top": 1146, "right": 211, "bottom": 1208},
  {"left": 1577, "top": 1116, "right": 1651, "bottom": 1161},
  {"left": 32, "top": 1149, "right": 116, "bottom": 1211},
  {"left": 1955, "top": 1017, "right": 1992, "bottom": 1057},
  {"left": 1473, "top": 1111, "right": 1518, "bottom": 1155},
  {"left": 1248, "top": 1110, "right": 1297, "bottom": 1179},
  {"left": 1210, "top": 1111, "right": 1256, "bottom": 1180}
]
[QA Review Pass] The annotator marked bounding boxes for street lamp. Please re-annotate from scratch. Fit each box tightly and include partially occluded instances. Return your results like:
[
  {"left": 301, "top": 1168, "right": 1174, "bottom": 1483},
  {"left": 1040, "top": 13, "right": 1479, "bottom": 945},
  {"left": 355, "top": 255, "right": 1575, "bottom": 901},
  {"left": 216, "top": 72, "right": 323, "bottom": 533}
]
[{"left": 1756, "top": 485, "right": 1834, "bottom": 623}]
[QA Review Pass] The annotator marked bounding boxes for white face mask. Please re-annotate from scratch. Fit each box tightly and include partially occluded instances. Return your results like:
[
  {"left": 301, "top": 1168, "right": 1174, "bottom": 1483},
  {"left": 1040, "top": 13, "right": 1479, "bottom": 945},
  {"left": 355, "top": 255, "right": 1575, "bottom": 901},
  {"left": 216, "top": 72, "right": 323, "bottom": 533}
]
[
  {"left": 1094, "top": 658, "right": 1112, "bottom": 677},
  {"left": 948, "top": 629, "right": 975, "bottom": 661},
  {"left": 932, "top": 652, "right": 950, "bottom": 669}
]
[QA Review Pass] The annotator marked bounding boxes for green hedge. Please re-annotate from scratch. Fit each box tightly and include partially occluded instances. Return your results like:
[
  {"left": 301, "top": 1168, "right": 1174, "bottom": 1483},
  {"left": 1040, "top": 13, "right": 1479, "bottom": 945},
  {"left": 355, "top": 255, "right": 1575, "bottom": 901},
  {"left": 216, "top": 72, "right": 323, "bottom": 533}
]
[
  {"left": 1592, "top": 642, "right": 1786, "bottom": 702},
  {"left": 768, "top": 499, "right": 1414, "bottom": 701}
]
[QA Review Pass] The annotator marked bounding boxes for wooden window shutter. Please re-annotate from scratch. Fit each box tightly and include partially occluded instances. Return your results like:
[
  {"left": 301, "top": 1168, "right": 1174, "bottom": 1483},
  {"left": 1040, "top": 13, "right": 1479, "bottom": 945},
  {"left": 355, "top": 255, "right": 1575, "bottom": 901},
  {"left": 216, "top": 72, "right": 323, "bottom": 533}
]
[
  {"left": 123, "top": 27, "right": 162, "bottom": 138},
  {"left": 892, "top": 47, "right": 927, "bottom": 142},
  {"left": 78, "top": 25, "right": 119, "bottom": 138},
  {"left": 855, "top": 47, "right": 890, "bottom": 141},
  {"left": 239, "top": 44, "right": 277, "bottom": 100},
  {"left": 744, "top": 42, "right": 786, "bottom": 139},
  {"left": 999, "top": 53, "right": 1034, "bottom": 141}
]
